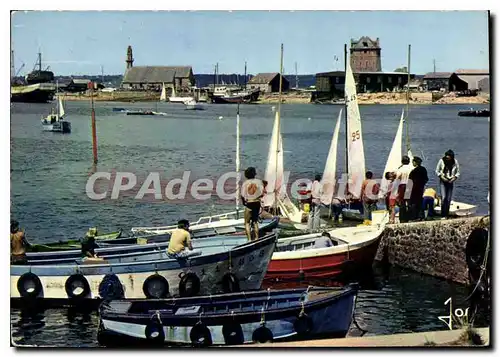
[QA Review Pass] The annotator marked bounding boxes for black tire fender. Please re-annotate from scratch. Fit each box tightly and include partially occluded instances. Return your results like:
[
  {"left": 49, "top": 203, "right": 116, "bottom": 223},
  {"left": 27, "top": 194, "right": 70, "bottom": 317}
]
[
  {"left": 98, "top": 274, "right": 124, "bottom": 301},
  {"left": 221, "top": 273, "right": 240, "bottom": 293},
  {"left": 294, "top": 313, "right": 313, "bottom": 335},
  {"left": 17, "top": 272, "right": 43, "bottom": 298},
  {"left": 252, "top": 325, "right": 273, "bottom": 343},
  {"left": 179, "top": 272, "right": 200, "bottom": 297},
  {"left": 65, "top": 274, "right": 91, "bottom": 299},
  {"left": 190, "top": 322, "right": 212, "bottom": 346},
  {"left": 222, "top": 322, "right": 244, "bottom": 345},
  {"left": 143, "top": 274, "right": 169, "bottom": 299},
  {"left": 145, "top": 319, "right": 165, "bottom": 343}
]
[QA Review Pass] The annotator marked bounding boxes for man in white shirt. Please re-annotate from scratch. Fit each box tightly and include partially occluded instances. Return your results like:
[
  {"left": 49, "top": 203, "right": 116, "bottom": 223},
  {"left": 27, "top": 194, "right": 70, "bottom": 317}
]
[
  {"left": 396, "top": 155, "right": 413, "bottom": 222},
  {"left": 308, "top": 174, "right": 322, "bottom": 231}
]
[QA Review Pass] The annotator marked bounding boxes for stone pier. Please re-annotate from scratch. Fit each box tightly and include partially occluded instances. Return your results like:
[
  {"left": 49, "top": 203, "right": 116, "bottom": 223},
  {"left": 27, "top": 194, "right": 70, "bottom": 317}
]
[{"left": 374, "top": 216, "right": 490, "bottom": 284}]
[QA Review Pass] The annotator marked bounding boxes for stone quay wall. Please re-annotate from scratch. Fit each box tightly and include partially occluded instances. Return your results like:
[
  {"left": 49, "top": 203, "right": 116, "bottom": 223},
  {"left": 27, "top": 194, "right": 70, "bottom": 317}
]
[{"left": 374, "top": 216, "right": 490, "bottom": 284}]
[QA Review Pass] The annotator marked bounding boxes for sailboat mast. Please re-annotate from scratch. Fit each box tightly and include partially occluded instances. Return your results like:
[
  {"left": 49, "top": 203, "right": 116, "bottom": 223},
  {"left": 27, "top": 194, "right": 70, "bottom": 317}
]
[
  {"left": 38, "top": 52, "right": 42, "bottom": 72},
  {"left": 405, "top": 44, "right": 411, "bottom": 152},
  {"left": 344, "top": 43, "right": 349, "bottom": 176},
  {"left": 236, "top": 103, "right": 241, "bottom": 218},
  {"left": 274, "top": 43, "right": 284, "bottom": 213},
  {"left": 244, "top": 61, "right": 247, "bottom": 90}
]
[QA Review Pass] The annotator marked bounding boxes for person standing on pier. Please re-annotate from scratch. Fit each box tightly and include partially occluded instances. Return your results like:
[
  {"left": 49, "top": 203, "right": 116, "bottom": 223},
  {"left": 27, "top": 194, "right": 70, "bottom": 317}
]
[
  {"left": 241, "top": 167, "right": 264, "bottom": 241},
  {"left": 396, "top": 156, "right": 413, "bottom": 223},
  {"left": 11, "top": 220, "right": 30, "bottom": 264},
  {"left": 435, "top": 149, "right": 460, "bottom": 218},
  {"left": 308, "top": 174, "right": 323, "bottom": 231},
  {"left": 409, "top": 157, "right": 428, "bottom": 221}
]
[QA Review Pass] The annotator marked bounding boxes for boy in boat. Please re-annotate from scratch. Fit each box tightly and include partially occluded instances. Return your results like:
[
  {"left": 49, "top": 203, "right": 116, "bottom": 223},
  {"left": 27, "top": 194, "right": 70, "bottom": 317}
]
[
  {"left": 361, "top": 171, "right": 380, "bottom": 222},
  {"left": 11, "top": 220, "right": 30, "bottom": 265},
  {"left": 241, "top": 167, "right": 264, "bottom": 241},
  {"left": 167, "top": 219, "right": 200, "bottom": 259},
  {"left": 81, "top": 227, "right": 104, "bottom": 261}
]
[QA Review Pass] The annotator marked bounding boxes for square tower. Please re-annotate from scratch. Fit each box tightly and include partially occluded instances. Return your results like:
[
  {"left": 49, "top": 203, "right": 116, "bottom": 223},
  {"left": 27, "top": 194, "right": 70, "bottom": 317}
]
[{"left": 350, "top": 37, "right": 381, "bottom": 72}]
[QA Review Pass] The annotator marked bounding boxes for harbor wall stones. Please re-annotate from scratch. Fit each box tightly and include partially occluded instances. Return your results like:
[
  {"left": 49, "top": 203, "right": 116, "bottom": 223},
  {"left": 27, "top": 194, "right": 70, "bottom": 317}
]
[{"left": 374, "top": 216, "right": 490, "bottom": 284}]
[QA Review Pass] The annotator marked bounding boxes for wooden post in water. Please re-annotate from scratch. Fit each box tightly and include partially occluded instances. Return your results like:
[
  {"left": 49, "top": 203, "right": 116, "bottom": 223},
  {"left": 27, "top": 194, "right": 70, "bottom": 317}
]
[
  {"left": 89, "top": 81, "right": 98, "bottom": 164},
  {"left": 235, "top": 102, "right": 241, "bottom": 219}
]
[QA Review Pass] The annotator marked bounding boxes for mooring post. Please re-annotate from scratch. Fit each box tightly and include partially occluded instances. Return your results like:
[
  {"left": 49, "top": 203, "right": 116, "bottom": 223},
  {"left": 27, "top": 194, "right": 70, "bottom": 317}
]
[{"left": 89, "top": 81, "right": 98, "bottom": 164}]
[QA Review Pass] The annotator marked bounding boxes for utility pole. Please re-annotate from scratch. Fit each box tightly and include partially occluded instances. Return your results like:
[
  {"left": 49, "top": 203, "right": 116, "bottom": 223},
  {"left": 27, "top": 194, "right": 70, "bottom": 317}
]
[{"left": 295, "top": 62, "right": 299, "bottom": 89}]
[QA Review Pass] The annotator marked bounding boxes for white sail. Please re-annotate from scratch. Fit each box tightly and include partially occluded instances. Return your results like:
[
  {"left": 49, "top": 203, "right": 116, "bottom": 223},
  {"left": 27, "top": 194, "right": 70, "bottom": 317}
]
[
  {"left": 379, "top": 109, "right": 404, "bottom": 197},
  {"left": 160, "top": 83, "right": 167, "bottom": 101},
  {"left": 58, "top": 97, "right": 65, "bottom": 118},
  {"left": 263, "top": 111, "right": 284, "bottom": 208},
  {"left": 345, "top": 62, "right": 366, "bottom": 199},
  {"left": 320, "top": 109, "right": 342, "bottom": 205}
]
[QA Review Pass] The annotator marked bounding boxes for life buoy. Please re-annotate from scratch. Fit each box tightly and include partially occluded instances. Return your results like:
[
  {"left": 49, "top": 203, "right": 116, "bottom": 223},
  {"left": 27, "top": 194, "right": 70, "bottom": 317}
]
[
  {"left": 294, "top": 314, "right": 313, "bottom": 335},
  {"left": 98, "top": 274, "right": 124, "bottom": 301},
  {"left": 252, "top": 325, "right": 273, "bottom": 343},
  {"left": 143, "top": 274, "right": 169, "bottom": 299},
  {"left": 65, "top": 274, "right": 91, "bottom": 299},
  {"left": 179, "top": 272, "right": 200, "bottom": 297},
  {"left": 221, "top": 273, "right": 240, "bottom": 293},
  {"left": 222, "top": 323, "right": 244, "bottom": 345},
  {"left": 17, "top": 272, "right": 43, "bottom": 298},
  {"left": 190, "top": 322, "right": 212, "bottom": 346},
  {"left": 145, "top": 319, "right": 165, "bottom": 343}
]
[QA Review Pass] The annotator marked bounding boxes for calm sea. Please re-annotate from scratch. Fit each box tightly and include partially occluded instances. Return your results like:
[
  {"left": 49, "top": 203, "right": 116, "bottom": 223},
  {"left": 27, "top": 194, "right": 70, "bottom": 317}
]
[{"left": 10, "top": 101, "right": 489, "bottom": 346}]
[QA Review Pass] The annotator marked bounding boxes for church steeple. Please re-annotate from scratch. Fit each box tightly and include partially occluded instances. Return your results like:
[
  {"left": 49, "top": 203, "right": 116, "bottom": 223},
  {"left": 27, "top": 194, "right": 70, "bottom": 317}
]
[{"left": 126, "top": 45, "right": 134, "bottom": 70}]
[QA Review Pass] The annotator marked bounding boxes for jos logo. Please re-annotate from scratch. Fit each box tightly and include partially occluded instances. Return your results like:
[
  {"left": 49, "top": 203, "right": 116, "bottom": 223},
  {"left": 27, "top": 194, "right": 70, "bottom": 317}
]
[{"left": 437, "top": 297, "right": 470, "bottom": 330}]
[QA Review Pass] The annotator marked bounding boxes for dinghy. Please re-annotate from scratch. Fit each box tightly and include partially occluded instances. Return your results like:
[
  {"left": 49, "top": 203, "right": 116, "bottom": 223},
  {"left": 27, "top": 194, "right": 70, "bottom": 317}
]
[
  {"left": 11, "top": 233, "right": 277, "bottom": 307},
  {"left": 131, "top": 215, "right": 279, "bottom": 237},
  {"left": 27, "top": 230, "right": 123, "bottom": 252},
  {"left": 184, "top": 98, "right": 204, "bottom": 110},
  {"left": 265, "top": 223, "right": 384, "bottom": 282},
  {"left": 41, "top": 95, "right": 71, "bottom": 133},
  {"left": 97, "top": 284, "right": 358, "bottom": 346}
]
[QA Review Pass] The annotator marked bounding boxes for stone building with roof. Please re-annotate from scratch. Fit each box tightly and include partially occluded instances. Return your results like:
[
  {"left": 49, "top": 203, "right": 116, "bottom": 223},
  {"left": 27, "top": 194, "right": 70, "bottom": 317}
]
[
  {"left": 454, "top": 69, "right": 489, "bottom": 92},
  {"left": 120, "top": 45, "right": 195, "bottom": 91},
  {"left": 247, "top": 73, "right": 290, "bottom": 93},
  {"left": 350, "top": 36, "right": 382, "bottom": 72},
  {"left": 422, "top": 72, "right": 468, "bottom": 92}
]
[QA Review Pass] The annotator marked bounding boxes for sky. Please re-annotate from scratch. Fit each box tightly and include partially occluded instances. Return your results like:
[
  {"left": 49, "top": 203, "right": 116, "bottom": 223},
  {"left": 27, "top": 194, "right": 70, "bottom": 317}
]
[{"left": 10, "top": 11, "right": 489, "bottom": 76}]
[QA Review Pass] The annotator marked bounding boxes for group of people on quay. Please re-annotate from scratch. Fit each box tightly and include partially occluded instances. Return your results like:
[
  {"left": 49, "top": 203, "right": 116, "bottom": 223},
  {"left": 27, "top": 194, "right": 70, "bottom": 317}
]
[{"left": 10, "top": 150, "right": 461, "bottom": 262}]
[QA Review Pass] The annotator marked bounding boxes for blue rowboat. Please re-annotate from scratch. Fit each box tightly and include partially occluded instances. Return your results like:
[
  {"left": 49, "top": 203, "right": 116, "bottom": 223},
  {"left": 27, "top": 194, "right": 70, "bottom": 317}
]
[
  {"left": 11, "top": 233, "right": 277, "bottom": 306},
  {"left": 97, "top": 284, "right": 358, "bottom": 346},
  {"left": 25, "top": 234, "right": 249, "bottom": 265}
]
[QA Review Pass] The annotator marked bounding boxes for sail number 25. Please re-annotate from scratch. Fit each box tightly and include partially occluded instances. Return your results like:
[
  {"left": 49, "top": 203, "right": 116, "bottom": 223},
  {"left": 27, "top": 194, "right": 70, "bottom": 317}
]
[{"left": 351, "top": 130, "right": 360, "bottom": 142}]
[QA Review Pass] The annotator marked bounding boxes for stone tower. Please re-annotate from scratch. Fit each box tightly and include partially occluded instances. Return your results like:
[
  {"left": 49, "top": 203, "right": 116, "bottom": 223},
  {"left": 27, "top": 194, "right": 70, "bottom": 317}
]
[
  {"left": 350, "top": 37, "right": 382, "bottom": 72},
  {"left": 126, "top": 45, "right": 134, "bottom": 70}
]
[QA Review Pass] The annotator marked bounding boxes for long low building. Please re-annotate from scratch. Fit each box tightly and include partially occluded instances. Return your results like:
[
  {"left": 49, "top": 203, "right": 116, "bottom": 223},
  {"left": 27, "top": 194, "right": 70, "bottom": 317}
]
[
  {"left": 121, "top": 66, "right": 195, "bottom": 91},
  {"left": 315, "top": 71, "right": 414, "bottom": 97}
]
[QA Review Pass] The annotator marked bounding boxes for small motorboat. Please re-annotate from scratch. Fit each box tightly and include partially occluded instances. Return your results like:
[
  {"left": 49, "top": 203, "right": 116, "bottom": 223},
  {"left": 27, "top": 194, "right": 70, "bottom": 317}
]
[
  {"left": 41, "top": 96, "right": 71, "bottom": 133},
  {"left": 97, "top": 283, "right": 359, "bottom": 346},
  {"left": 184, "top": 98, "right": 204, "bottom": 110},
  {"left": 434, "top": 200, "right": 477, "bottom": 217},
  {"left": 458, "top": 109, "right": 490, "bottom": 117},
  {"left": 126, "top": 110, "right": 167, "bottom": 116},
  {"left": 112, "top": 107, "right": 127, "bottom": 112}
]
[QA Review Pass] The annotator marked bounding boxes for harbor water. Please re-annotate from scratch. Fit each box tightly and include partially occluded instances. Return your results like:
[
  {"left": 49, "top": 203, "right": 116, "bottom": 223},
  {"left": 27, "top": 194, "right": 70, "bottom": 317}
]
[{"left": 10, "top": 101, "right": 490, "bottom": 346}]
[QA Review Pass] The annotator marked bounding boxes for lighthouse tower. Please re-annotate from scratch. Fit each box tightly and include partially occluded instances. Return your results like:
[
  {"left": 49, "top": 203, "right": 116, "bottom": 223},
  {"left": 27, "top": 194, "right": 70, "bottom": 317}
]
[{"left": 126, "top": 45, "right": 134, "bottom": 70}]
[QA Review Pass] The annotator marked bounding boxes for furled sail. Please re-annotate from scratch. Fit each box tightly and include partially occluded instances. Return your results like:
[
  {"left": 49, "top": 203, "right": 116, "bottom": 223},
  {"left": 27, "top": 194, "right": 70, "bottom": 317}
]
[
  {"left": 263, "top": 111, "right": 284, "bottom": 208},
  {"left": 379, "top": 109, "right": 404, "bottom": 197}
]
